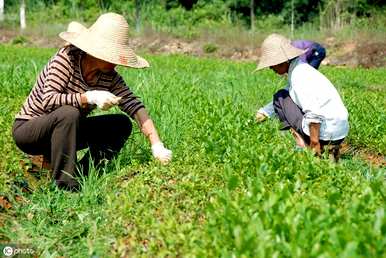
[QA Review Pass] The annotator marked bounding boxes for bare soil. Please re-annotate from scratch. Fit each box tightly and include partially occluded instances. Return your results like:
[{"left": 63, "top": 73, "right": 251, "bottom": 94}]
[
  {"left": 1, "top": 28, "right": 385, "bottom": 68},
  {"left": 340, "top": 143, "right": 386, "bottom": 167},
  {"left": 129, "top": 35, "right": 386, "bottom": 68}
]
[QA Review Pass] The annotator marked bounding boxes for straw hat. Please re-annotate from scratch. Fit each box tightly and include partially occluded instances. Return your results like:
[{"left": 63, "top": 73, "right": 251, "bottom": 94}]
[
  {"left": 59, "top": 13, "right": 149, "bottom": 68},
  {"left": 256, "top": 33, "right": 305, "bottom": 71},
  {"left": 64, "top": 21, "right": 87, "bottom": 47},
  {"left": 66, "top": 21, "right": 87, "bottom": 34}
]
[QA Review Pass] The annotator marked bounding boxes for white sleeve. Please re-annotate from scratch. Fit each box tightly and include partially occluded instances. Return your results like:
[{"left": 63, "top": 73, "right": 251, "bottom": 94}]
[
  {"left": 257, "top": 84, "right": 290, "bottom": 118},
  {"left": 258, "top": 101, "right": 275, "bottom": 117}
]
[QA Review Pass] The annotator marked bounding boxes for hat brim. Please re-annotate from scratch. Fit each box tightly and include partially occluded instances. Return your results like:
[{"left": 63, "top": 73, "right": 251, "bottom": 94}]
[
  {"left": 255, "top": 48, "right": 306, "bottom": 71},
  {"left": 67, "top": 21, "right": 87, "bottom": 34},
  {"left": 59, "top": 31, "right": 149, "bottom": 69}
]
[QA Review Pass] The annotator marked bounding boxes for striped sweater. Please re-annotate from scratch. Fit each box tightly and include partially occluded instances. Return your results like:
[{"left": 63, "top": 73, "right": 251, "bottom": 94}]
[{"left": 16, "top": 46, "right": 145, "bottom": 120}]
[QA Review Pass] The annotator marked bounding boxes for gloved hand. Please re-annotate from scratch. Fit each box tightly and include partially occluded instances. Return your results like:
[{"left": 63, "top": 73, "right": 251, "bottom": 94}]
[
  {"left": 151, "top": 142, "right": 172, "bottom": 164},
  {"left": 255, "top": 111, "right": 268, "bottom": 123},
  {"left": 84, "top": 90, "right": 121, "bottom": 110}
]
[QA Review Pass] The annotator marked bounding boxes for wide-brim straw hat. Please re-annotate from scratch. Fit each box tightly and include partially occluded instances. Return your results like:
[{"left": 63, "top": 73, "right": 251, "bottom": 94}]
[
  {"left": 59, "top": 13, "right": 149, "bottom": 68},
  {"left": 66, "top": 21, "right": 87, "bottom": 34},
  {"left": 256, "top": 33, "right": 305, "bottom": 71},
  {"left": 63, "top": 21, "right": 87, "bottom": 47}
]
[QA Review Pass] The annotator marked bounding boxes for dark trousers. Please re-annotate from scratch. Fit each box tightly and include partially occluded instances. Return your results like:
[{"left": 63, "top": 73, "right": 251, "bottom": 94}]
[
  {"left": 13, "top": 105, "right": 132, "bottom": 188},
  {"left": 273, "top": 89, "right": 343, "bottom": 147},
  {"left": 307, "top": 43, "right": 326, "bottom": 69}
]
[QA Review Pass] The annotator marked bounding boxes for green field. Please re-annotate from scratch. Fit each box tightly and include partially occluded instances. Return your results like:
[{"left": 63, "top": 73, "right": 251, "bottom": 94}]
[{"left": 0, "top": 45, "right": 385, "bottom": 257}]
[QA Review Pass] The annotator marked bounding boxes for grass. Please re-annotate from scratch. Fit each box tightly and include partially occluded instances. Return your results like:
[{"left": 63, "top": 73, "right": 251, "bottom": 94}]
[{"left": 0, "top": 45, "right": 385, "bottom": 257}]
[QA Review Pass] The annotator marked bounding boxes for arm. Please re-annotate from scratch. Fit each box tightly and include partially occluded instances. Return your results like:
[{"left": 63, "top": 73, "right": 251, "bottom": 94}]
[
  {"left": 309, "top": 122, "right": 321, "bottom": 155},
  {"left": 257, "top": 101, "right": 275, "bottom": 118},
  {"left": 44, "top": 50, "right": 122, "bottom": 111},
  {"left": 111, "top": 76, "right": 172, "bottom": 163},
  {"left": 256, "top": 85, "right": 290, "bottom": 121},
  {"left": 42, "top": 52, "right": 83, "bottom": 111},
  {"left": 255, "top": 101, "right": 273, "bottom": 122},
  {"left": 133, "top": 108, "right": 161, "bottom": 145},
  {"left": 134, "top": 108, "right": 172, "bottom": 164}
]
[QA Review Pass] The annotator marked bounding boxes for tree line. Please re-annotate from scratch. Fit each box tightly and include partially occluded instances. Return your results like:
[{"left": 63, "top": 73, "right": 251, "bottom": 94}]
[{"left": 1, "top": 0, "right": 385, "bottom": 31}]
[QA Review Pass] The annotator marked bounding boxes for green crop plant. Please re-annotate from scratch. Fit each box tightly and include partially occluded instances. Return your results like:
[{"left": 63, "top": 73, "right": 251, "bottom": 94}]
[{"left": 0, "top": 45, "right": 385, "bottom": 257}]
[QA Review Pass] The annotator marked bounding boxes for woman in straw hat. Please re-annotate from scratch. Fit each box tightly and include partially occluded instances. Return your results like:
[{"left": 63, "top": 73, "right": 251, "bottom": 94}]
[
  {"left": 255, "top": 37, "right": 326, "bottom": 124},
  {"left": 12, "top": 13, "right": 172, "bottom": 191},
  {"left": 254, "top": 33, "right": 348, "bottom": 159}
]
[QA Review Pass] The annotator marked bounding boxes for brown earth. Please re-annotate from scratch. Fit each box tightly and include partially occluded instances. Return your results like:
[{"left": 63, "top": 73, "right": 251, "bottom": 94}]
[
  {"left": 128, "top": 36, "right": 386, "bottom": 68},
  {"left": 1, "top": 28, "right": 385, "bottom": 68},
  {"left": 340, "top": 143, "right": 386, "bottom": 167},
  {"left": 322, "top": 38, "right": 386, "bottom": 68}
]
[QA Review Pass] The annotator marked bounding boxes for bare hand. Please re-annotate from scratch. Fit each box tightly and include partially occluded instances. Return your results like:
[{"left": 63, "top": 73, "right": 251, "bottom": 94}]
[
  {"left": 309, "top": 141, "right": 321, "bottom": 156},
  {"left": 255, "top": 112, "right": 267, "bottom": 123}
]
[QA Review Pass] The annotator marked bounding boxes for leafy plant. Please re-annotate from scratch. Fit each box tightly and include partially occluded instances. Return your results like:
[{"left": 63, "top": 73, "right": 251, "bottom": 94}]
[
  {"left": 202, "top": 42, "right": 218, "bottom": 53},
  {"left": 0, "top": 45, "right": 385, "bottom": 257}
]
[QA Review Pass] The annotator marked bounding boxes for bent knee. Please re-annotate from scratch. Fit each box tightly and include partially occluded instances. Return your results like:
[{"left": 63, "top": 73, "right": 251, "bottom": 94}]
[
  {"left": 54, "top": 105, "right": 81, "bottom": 123},
  {"left": 273, "top": 89, "right": 289, "bottom": 100},
  {"left": 115, "top": 115, "right": 132, "bottom": 137}
]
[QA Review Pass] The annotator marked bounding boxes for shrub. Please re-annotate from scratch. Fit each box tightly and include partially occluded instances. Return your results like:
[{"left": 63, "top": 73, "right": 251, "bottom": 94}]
[{"left": 203, "top": 43, "right": 218, "bottom": 53}]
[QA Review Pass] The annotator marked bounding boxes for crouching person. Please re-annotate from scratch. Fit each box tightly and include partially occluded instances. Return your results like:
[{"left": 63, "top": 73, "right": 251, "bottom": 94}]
[
  {"left": 255, "top": 34, "right": 349, "bottom": 160},
  {"left": 12, "top": 13, "right": 172, "bottom": 191}
]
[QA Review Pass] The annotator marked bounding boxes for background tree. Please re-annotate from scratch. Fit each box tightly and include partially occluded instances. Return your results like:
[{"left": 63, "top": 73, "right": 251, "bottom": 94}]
[{"left": 1, "top": 0, "right": 385, "bottom": 34}]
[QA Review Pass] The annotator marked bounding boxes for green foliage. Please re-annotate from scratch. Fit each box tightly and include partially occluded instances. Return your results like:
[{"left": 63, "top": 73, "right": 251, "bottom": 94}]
[
  {"left": 0, "top": 45, "right": 385, "bottom": 257},
  {"left": 281, "top": 0, "right": 320, "bottom": 25},
  {"left": 254, "top": 14, "right": 286, "bottom": 30},
  {"left": 321, "top": 67, "right": 386, "bottom": 154},
  {"left": 202, "top": 42, "right": 218, "bottom": 53},
  {"left": 3, "top": 0, "right": 385, "bottom": 33},
  {"left": 139, "top": 1, "right": 231, "bottom": 38},
  {"left": 11, "top": 35, "right": 30, "bottom": 45}
]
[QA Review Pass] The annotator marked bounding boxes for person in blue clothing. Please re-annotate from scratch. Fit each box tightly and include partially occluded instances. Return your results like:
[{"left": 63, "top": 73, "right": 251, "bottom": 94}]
[{"left": 291, "top": 39, "right": 326, "bottom": 69}]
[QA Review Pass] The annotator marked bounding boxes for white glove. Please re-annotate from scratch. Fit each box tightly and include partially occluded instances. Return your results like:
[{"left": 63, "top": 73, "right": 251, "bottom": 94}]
[
  {"left": 84, "top": 90, "right": 121, "bottom": 110},
  {"left": 151, "top": 142, "right": 172, "bottom": 164}
]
